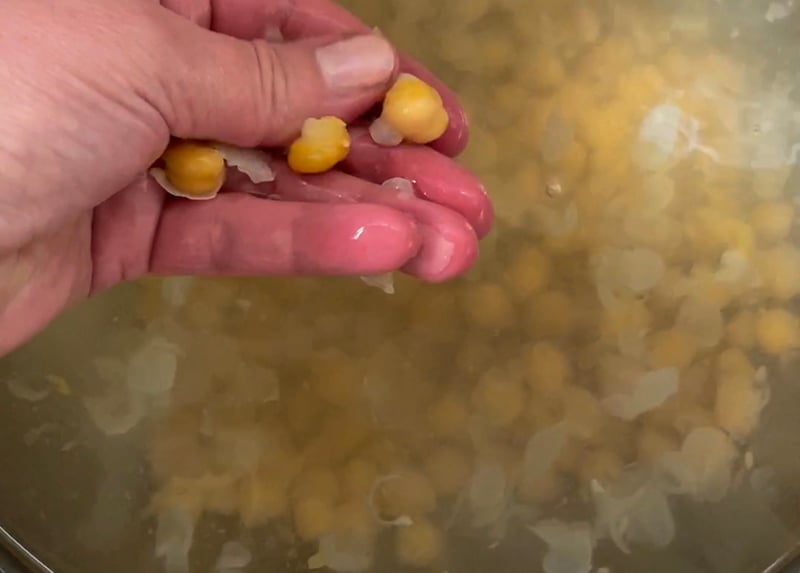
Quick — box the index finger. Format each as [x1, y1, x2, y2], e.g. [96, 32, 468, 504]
[208, 0, 469, 156]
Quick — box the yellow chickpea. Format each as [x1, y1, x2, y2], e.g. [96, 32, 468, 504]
[753, 167, 792, 200]
[503, 246, 551, 301]
[520, 98, 557, 145]
[554, 438, 583, 474]
[371, 74, 449, 145]
[727, 310, 756, 349]
[461, 282, 515, 330]
[603, 299, 652, 341]
[285, 390, 324, 438]
[714, 374, 763, 440]
[423, 446, 472, 497]
[395, 517, 443, 567]
[304, 413, 370, 464]
[309, 348, 361, 407]
[548, 140, 589, 186]
[648, 328, 697, 369]
[758, 245, 800, 301]
[427, 392, 470, 438]
[564, 386, 607, 440]
[524, 396, 565, 432]
[527, 290, 577, 339]
[752, 201, 794, 243]
[333, 500, 376, 540]
[294, 497, 335, 541]
[287, 116, 351, 174]
[526, 341, 571, 395]
[160, 140, 226, 199]
[756, 308, 800, 355]
[717, 347, 755, 380]
[341, 459, 379, 498]
[576, 99, 632, 151]
[517, 469, 565, 504]
[573, 5, 600, 44]
[239, 473, 289, 525]
[471, 368, 526, 427]
[525, 47, 566, 90]
[636, 427, 680, 464]
[615, 65, 667, 108]
[291, 467, 340, 504]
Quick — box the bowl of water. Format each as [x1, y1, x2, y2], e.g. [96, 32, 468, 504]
[4, 1, 800, 572]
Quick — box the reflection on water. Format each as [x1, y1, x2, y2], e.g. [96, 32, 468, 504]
[4, 1, 800, 573]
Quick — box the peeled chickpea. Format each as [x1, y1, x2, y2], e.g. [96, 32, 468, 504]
[288, 116, 351, 174]
[371, 73, 449, 145]
[756, 308, 800, 355]
[159, 141, 226, 199]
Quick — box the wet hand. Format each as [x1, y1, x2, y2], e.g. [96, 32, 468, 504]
[0, 0, 492, 355]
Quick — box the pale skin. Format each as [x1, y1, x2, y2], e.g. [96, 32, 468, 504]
[0, 0, 493, 356]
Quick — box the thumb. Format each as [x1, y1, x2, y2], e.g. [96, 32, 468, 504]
[158, 23, 398, 147]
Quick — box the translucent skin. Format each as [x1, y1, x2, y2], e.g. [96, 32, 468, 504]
[0, 0, 493, 356]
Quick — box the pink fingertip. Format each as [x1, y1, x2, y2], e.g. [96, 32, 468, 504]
[294, 206, 421, 274]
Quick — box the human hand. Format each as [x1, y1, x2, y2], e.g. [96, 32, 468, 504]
[0, 0, 493, 355]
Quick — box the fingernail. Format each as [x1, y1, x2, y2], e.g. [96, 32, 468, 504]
[316, 35, 395, 92]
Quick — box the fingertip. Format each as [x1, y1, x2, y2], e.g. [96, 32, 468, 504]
[295, 203, 422, 275]
[345, 132, 493, 239]
[402, 218, 479, 282]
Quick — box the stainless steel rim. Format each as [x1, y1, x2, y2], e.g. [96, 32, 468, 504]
[0, 525, 52, 573]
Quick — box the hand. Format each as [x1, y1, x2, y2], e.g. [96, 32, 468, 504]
[0, 0, 493, 355]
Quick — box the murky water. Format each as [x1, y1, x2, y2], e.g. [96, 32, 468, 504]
[4, 1, 800, 573]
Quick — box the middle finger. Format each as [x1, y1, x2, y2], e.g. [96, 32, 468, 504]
[226, 165, 479, 282]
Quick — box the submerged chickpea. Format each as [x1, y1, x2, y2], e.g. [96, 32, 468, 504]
[424, 446, 472, 496]
[756, 308, 800, 355]
[158, 141, 226, 199]
[294, 497, 335, 540]
[288, 116, 351, 174]
[370, 73, 450, 145]
[395, 517, 443, 567]
[375, 471, 437, 520]
[752, 201, 794, 243]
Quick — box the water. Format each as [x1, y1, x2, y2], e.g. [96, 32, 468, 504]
[3, 1, 800, 572]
